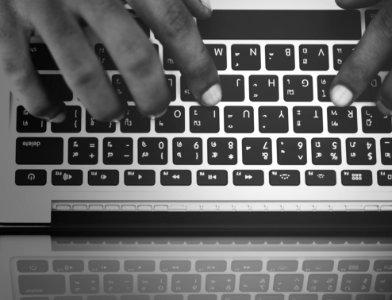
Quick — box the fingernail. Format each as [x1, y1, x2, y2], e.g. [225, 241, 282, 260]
[149, 107, 168, 120]
[200, 0, 212, 11]
[201, 83, 222, 106]
[377, 99, 392, 116]
[113, 112, 126, 123]
[330, 84, 354, 107]
[49, 110, 67, 123]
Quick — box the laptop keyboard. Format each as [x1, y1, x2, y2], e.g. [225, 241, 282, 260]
[13, 10, 392, 189]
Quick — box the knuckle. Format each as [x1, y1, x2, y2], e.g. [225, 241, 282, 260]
[71, 65, 98, 89]
[124, 47, 156, 77]
[162, 1, 193, 38]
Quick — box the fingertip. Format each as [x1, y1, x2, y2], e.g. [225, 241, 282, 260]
[201, 83, 222, 106]
[330, 84, 354, 107]
[48, 109, 68, 123]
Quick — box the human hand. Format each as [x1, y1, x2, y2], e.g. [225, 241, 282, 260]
[331, 0, 392, 115]
[0, 0, 221, 122]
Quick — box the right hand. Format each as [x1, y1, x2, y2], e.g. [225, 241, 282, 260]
[0, 0, 221, 122]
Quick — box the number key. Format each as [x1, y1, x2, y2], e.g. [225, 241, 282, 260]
[208, 138, 237, 165]
[173, 138, 202, 165]
[277, 138, 307, 165]
[346, 138, 376, 165]
[138, 138, 167, 165]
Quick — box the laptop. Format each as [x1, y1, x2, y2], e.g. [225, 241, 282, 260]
[0, 235, 391, 299]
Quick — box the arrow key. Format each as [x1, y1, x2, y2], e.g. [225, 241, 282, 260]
[161, 170, 192, 186]
[233, 170, 264, 186]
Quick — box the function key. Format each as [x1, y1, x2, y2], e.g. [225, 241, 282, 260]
[86, 112, 116, 133]
[103, 138, 133, 165]
[299, 45, 329, 70]
[40, 74, 73, 102]
[242, 138, 272, 165]
[277, 138, 307, 165]
[124, 170, 155, 186]
[269, 170, 300, 186]
[374, 260, 392, 272]
[259, 106, 289, 133]
[233, 170, 264, 186]
[30, 43, 58, 70]
[53, 260, 84, 272]
[362, 106, 392, 133]
[293, 106, 323, 133]
[338, 260, 370, 272]
[95, 44, 116, 70]
[267, 260, 298, 272]
[283, 75, 313, 102]
[265, 45, 295, 70]
[88, 170, 119, 186]
[112, 75, 134, 102]
[208, 138, 237, 165]
[16, 138, 63, 165]
[197, 170, 228, 186]
[317, 75, 334, 102]
[15, 170, 47, 186]
[17, 106, 47, 133]
[381, 138, 392, 165]
[378, 170, 392, 186]
[305, 170, 336, 186]
[327, 107, 358, 133]
[173, 138, 203, 165]
[68, 138, 98, 165]
[341, 170, 372, 186]
[232, 44, 261, 70]
[17, 260, 49, 273]
[221, 75, 245, 101]
[52, 170, 83, 186]
[120, 106, 151, 133]
[51, 106, 81, 133]
[205, 44, 227, 70]
[88, 260, 120, 272]
[311, 138, 342, 165]
[161, 170, 192, 186]
[346, 138, 376, 165]
[224, 106, 254, 133]
[333, 44, 356, 70]
[303, 260, 334, 272]
[138, 138, 168, 165]
[190, 106, 219, 133]
[155, 106, 185, 133]
[249, 75, 279, 102]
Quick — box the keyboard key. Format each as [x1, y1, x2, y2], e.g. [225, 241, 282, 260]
[196, 260, 227, 272]
[362, 106, 392, 133]
[284, 75, 313, 101]
[17, 106, 47, 133]
[374, 260, 392, 272]
[197, 170, 228, 186]
[305, 170, 337, 186]
[16, 138, 63, 165]
[86, 112, 116, 133]
[208, 138, 237, 165]
[255, 295, 284, 300]
[205, 44, 227, 70]
[273, 274, 303, 292]
[277, 138, 307, 165]
[30, 43, 58, 70]
[160, 260, 191, 272]
[342, 170, 372, 186]
[224, 106, 254, 133]
[312, 138, 341, 165]
[265, 45, 295, 70]
[125, 260, 155, 272]
[242, 138, 272, 165]
[19, 275, 66, 295]
[188, 296, 216, 300]
[293, 106, 323, 133]
[322, 295, 351, 300]
[190, 106, 219, 133]
[303, 260, 334, 272]
[95, 44, 116, 70]
[121, 106, 151, 133]
[138, 138, 167, 165]
[198, 10, 361, 40]
[318, 75, 334, 102]
[381, 138, 392, 165]
[259, 106, 289, 133]
[161, 170, 191, 186]
[103, 138, 132, 165]
[53, 260, 84, 272]
[51, 106, 81, 133]
[221, 75, 245, 101]
[300, 45, 329, 70]
[356, 295, 386, 300]
[338, 260, 370, 272]
[15, 170, 47, 186]
[88, 170, 119, 186]
[70, 275, 99, 294]
[341, 274, 371, 292]
[52, 170, 83, 186]
[269, 170, 300, 186]
[239, 275, 269, 292]
[124, 170, 155, 186]
[166, 75, 176, 101]
[18, 260, 49, 273]
[249, 75, 279, 101]
[233, 170, 264, 186]
[41, 74, 73, 102]
[112, 75, 134, 102]
[173, 138, 202, 165]
[172, 274, 201, 292]
[232, 44, 261, 70]
[104, 274, 133, 293]
[346, 138, 376, 165]
[88, 260, 120, 272]
[307, 274, 338, 292]
[333, 44, 356, 70]
[222, 295, 250, 300]
[138, 274, 167, 293]
[155, 106, 185, 133]
[232, 260, 262, 272]
[267, 260, 298, 272]
[68, 138, 98, 165]
[206, 274, 235, 292]
[328, 107, 358, 133]
[163, 48, 178, 70]
[375, 274, 392, 292]
[357, 77, 382, 102]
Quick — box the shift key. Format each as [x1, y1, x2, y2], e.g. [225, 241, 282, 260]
[19, 275, 66, 295]
[16, 138, 63, 165]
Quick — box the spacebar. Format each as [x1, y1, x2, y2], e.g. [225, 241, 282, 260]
[198, 10, 361, 40]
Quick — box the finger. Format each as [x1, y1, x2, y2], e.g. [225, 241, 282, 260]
[28, 1, 125, 122]
[183, 0, 212, 19]
[0, 4, 66, 122]
[336, 0, 381, 9]
[130, 0, 221, 106]
[74, 0, 169, 117]
[376, 71, 392, 115]
[330, 0, 392, 107]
